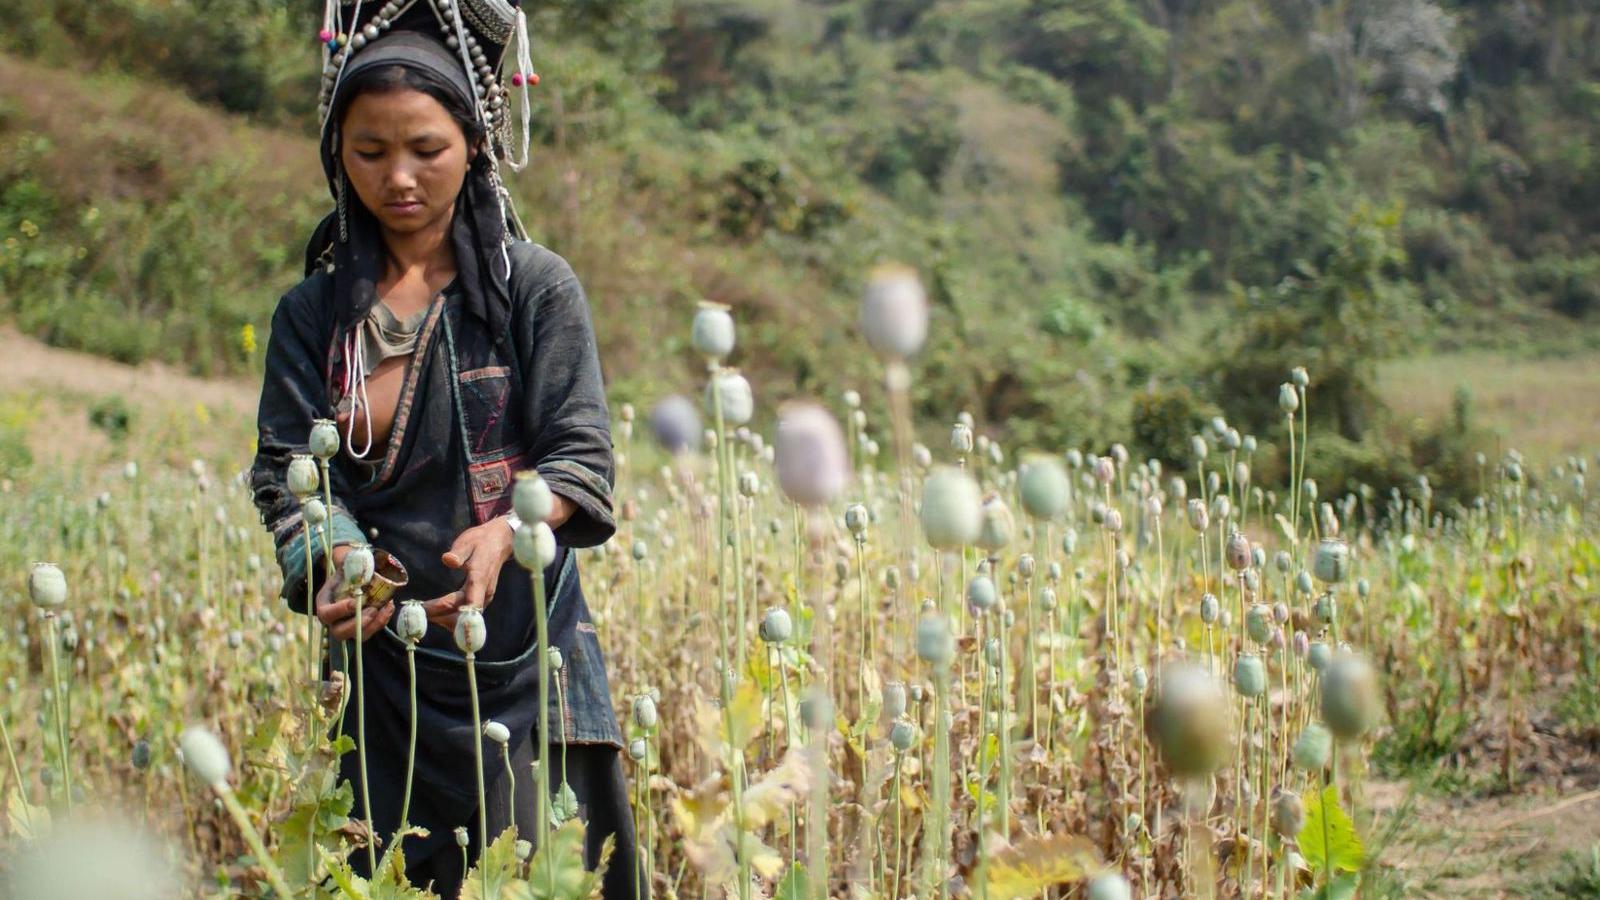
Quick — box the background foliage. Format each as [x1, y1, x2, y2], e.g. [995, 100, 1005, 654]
[1, 0, 1597, 495]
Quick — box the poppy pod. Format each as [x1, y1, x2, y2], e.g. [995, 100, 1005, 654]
[774, 402, 849, 507]
[397, 600, 427, 644]
[309, 418, 341, 460]
[649, 395, 701, 454]
[691, 302, 735, 362]
[513, 471, 554, 524]
[1018, 455, 1070, 521]
[921, 467, 982, 550]
[860, 262, 929, 359]
[759, 607, 792, 643]
[1233, 653, 1267, 697]
[1146, 663, 1230, 777]
[179, 725, 231, 788]
[454, 607, 486, 654]
[977, 495, 1014, 550]
[1225, 531, 1251, 571]
[287, 454, 320, 498]
[1313, 538, 1350, 584]
[705, 369, 754, 427]
[1320, 652, 1381, 739]
[28, 563, 67, 609]
[889, 718, 917, 752]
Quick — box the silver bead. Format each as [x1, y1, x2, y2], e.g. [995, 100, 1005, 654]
[363, 24, 379, 40]
[351, 34, 367, 49]
[446, 35, 459, 49]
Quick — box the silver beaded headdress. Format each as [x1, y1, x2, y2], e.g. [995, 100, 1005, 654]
[315, 0, 536, 250]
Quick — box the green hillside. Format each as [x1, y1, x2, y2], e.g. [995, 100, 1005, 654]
[2, 0, 1597, 488]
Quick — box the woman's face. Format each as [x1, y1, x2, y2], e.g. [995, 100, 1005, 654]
[339, 88, 475, 237]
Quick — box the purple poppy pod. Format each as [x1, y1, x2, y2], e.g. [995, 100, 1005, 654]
[649, 395, 701, 454]
[1225, 531, 1251, 571]
[860, 262, 929, 359]
[774, 403, 849, 507]
[1293, 630, 1310, 658]
[1093, 455, 1115, 485]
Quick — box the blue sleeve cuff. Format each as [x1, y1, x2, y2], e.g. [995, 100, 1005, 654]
[276, 509, 365, 614]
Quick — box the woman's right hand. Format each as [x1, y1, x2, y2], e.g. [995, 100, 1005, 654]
[315, 545, 394, 642]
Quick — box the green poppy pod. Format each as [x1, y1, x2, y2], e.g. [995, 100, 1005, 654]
[484, 720, 511, 744]
[514, 521, 555, 571]
[884, 682, 907, 720]
[760, 607, 793, 643]
[977, 495, 1014, 550]
[1087, 873, 1131, 900]
[1065, 448, 1083, 469]
[513, 471, 554, 524]
[1302, 479, 1318, 501]
[342, 544, 375, 589]
[1313, 539, 1350, 584]
[1131, 666, 1148, 694]
[1061, 527, 1078, 556]
[515, 839, 533, 862]
[1278, 383, 1299, 414]
[920, 467, 982, 550]
[628, 738, 648, 762]
[1320, 652, 1381, 739]
[1038, 587, 1058, 612]
[397, 600, 427, 644]
[1314, 594, 1337, 624]
[845, 503, 869, 538]
[179, 725, 231, 788]
[1307, 641, 1332, 672]
[1018, 455, 1071, 521]
[1187, 499, 1209, 533]
[455, 826, 470, 848]
[1292, 723, 1332, 771]
[950, 422, 974, 454]
[1146, 663, 1230, 777]
[967, 575, 998, 612]
[1222, 428, 1241, 451]
[983, 638, 1001, 668]
[633, 695, 658, 730]
[1295, 570, 1314, 596]
[798, 688, 833, 730]
[1017, 554, 1036, 580]
[1103, 508, 1123, 534]
[691, 302, 735, 361]
[915, 614, 953, 668]
[131, 739, 152, 771]
[705, 369, 754, 427]
[1246, 604, 1273, 644]
[287, 454, 320, 498]
[1243, 434, 1257, 453]
[889, 718, 917, 752]
[1199, 593, 1219, 624]
[28, 563, 67, 609]
[1190, 435, 1208, 461]
[302, 497, 328, 528]
[1291, 366, 1309, 388]
[1233, 653, 1267, 697]
[309, 418, 340, 460]
[454, 607, 486, 654]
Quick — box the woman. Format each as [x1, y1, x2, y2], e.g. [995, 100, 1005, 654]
[248, 8, 634, 897]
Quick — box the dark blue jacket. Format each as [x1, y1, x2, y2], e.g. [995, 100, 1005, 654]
[248, 240, 622, 859]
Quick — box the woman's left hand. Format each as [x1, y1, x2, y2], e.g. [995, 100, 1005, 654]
[422, 518, 515, 629]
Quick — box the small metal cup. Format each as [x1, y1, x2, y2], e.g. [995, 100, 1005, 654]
[361, 549, 409, 608]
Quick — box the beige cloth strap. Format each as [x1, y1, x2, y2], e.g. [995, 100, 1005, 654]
[359, 301, 429, 377]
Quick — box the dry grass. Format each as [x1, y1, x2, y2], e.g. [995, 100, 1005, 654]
[1378, 351, 1600, 465]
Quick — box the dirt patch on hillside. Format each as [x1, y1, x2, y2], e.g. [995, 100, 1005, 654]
[0, 327, 257, 467]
